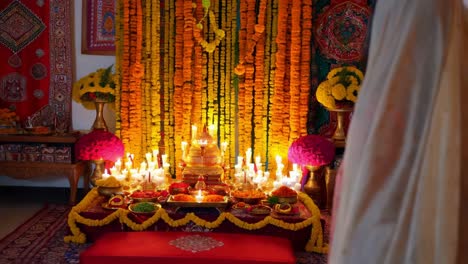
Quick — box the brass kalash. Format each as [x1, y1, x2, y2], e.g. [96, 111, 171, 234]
[180, 125, 225, 185]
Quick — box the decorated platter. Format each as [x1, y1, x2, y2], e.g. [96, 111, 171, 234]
[272, 203, 300, 216]
[167, 195, 229, 208]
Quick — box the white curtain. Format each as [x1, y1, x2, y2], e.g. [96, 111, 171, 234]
[329, 0, 467, 263]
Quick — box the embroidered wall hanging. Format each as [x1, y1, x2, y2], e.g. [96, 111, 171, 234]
[0, 0, 73, 130]
[82, 0, 115, 55]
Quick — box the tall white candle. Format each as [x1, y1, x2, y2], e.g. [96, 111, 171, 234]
[275, 155, 282, 165]
[140, 162, 147, 173]
[102, 169, 110, 179]
[246, 148, 252, 164]
[145, 153, 152, 163]
[192, 125, 197, 140]
[208, 124, 216, 137]
[181, 141, 188, 159]
[238, 156, 244, 166]
[255, 155, 261, 165]
[114, 159, 122, 171]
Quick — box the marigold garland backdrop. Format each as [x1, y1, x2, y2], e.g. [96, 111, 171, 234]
[114, 0, 373, 178]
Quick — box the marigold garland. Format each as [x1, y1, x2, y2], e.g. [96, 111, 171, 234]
[64, 188, 327, 253]
[114, 0, 322, 184]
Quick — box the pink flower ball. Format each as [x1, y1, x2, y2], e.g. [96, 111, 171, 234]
[75, 130, 125, 162]
[288, 135, 335, 167]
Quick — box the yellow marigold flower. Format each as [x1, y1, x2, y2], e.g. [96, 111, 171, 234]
[347, 66, 364, 82]
[327, 67, 341, 80]
[328, 76, 341, 86]
[331, 84, 346, 100]
[347, 75, 359, 86]
[316, 81, 336, 108]
[346, 85, 360, 102]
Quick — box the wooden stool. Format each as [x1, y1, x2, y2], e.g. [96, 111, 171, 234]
[80, 231, 296, 264]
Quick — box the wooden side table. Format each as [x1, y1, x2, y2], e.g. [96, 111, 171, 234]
[0, 134, 90, 204]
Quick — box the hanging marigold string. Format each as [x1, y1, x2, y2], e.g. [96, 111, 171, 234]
[270, 0, 289, 172]
[114, 0, 317, 180]
[300, 0, 312, 137]
[289, 0, 302, 142]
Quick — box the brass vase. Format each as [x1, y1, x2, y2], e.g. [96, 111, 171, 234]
[92, 101, 108, 131]
[90, 159, 105, 186]
[304, 165, 322, 207]
[327, 107, 353, 147]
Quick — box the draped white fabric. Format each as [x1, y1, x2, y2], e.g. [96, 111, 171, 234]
[329, 0, 467, 263]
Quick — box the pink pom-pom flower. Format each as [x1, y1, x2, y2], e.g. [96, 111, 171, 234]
[288, 135, 335, 167]
[75, 130, 124, 162]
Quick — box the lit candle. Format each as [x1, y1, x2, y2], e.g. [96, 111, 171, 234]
[246, 148, 252, 164]
[275, 155, 282, 165]
[102, 169, 110, 179]
[181, 141, 188, 159]
[115, 159, 122, 171]
[110, 167, 118, 176]
[293, 163, 298, 172]
[125, 160, 132, 170]
[148, 161, 156, 170]
[208, 124, 216, 137]
[192, 125, 197, 140]
[130, 169, 138, 180]
[145, 153, 152, 163]
[161, 154, 168, 164]
[221, 142, 228, 152]
[140, 162, 147, 172]
[196, 189, 203, 203]
[237, 156, 244, 166]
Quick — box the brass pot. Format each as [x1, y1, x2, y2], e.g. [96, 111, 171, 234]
[304, 165, 324, 208]
[90, 159, 105, 186]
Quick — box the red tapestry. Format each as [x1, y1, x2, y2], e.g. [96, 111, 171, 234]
[0, 0, 73, 129]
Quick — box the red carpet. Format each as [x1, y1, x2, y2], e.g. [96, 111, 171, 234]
[0, 205, 329, 264]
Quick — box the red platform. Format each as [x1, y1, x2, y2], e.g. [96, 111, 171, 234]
[80, 231, 296, 264]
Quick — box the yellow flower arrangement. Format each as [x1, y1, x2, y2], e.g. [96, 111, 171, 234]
[72, 65, 116, 109]
[316, 66, 364, 109]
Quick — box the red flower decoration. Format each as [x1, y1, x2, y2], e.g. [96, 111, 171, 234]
[288, 135, 335, 166]
[75, 130, 125, 162]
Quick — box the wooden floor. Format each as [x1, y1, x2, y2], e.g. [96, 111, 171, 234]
[0, 186, 86, 240]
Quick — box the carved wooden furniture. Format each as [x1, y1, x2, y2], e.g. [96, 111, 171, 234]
[0, 134, 89, 204]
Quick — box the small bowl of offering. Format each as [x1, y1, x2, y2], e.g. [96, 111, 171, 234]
[128, 202, 161, 215]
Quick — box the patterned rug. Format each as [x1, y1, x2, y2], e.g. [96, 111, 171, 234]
[0, 205, 329, 264]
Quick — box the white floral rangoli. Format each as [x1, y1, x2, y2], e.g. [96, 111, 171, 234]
[169, 235, 224, 253]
